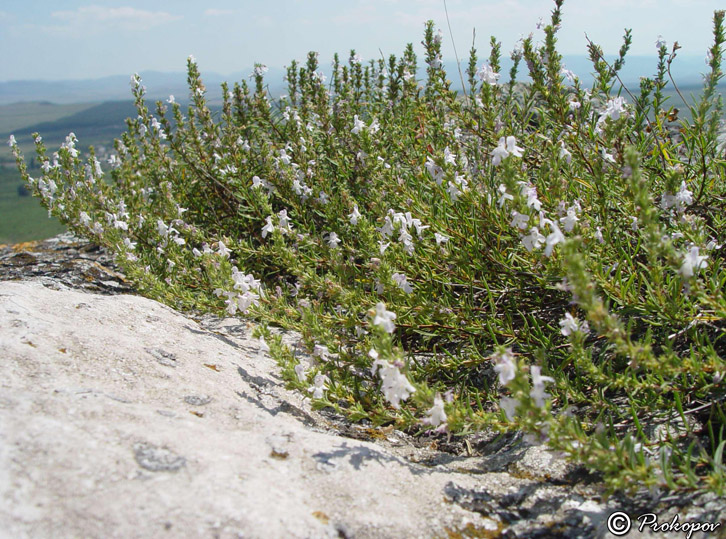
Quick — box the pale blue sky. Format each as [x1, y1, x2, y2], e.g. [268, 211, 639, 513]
[1, 0, 723, 81]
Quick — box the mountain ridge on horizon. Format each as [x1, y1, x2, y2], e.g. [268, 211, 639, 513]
[0, 55, 718, 106]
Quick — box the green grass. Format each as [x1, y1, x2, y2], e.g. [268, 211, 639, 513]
[0, 102, 96, 136]
[0, 167, 65, 244]
[0, 101, 141, 243]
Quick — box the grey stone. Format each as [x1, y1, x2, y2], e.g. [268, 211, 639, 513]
[133, 442, 186, 472]
[1, 235, 724, 538]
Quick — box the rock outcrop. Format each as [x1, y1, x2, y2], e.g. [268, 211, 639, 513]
[1, 234, 724, 538]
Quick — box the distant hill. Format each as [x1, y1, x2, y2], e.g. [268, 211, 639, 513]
[4, 101, 139, 149]
[0, 55, 717, 106]
[0, 68, 288, 106]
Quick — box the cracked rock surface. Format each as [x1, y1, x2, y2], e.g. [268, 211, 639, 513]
[1, 234, 724, 538]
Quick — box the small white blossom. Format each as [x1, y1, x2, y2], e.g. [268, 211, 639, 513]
[294, 364, 307, 382]
[351, 115, 366, 134]
[392, 272, 413, 294]
[679, 246, 708, 278]
[261, 216, 275, 238]
[522, 227, 545, 252]
[530, 366, 554, 409]
[217, 240, 231, 258]
[372, 302, 396, 333]
[309, 374, 329, 399]
[544, 222, 565, 257]
[559, 312, 589, 336]
[422, 394, 447, 427]
[492, 348, 516, 386]
[603, 97, 627, 121]
[499, 397, 518, 420]
[327, 231, 341, 249]
[510, 211, 530, 230]
[349, 205, 362, 225]
[371, 359, 415, 409]
[477, 63, 500, 85]
[497, 184, 514, 207]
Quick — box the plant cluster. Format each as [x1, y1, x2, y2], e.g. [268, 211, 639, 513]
[10, 0, 726, 494]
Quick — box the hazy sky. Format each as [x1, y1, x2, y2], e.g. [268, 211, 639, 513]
[1, 0, 723, 81]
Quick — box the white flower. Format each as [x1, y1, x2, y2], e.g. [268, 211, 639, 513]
[157, 219, 174, 238]
[521, 183, 541, 211]
[594, 227, 604, 244]
[411, 218, 429, 237]
[294, 364, 307, 382]
[530, 366, 554, 409]
[309, 374, 329, 399]
[327, 231, 341, 249]
[261, 216, 275, 238]
[491, 136, 523, 166]
[422, 394, 447, 427]
[561, 67, 577, 83]
[544, 222, 565, 257]
[510, 211, 530, 230]
[661, 192, 676, 210]
[8, 135, 16, 146]
[477, 63, 500, 85]
[603, 97, 627, 121]
[443, 146, 456, 166]
[313, 344, 329, 359]
[79, 212, 91, 227]
[505, 136, 524, 157]
[392, 272, 413, 294]
[655, 35, 667, 49]
[493, 348, 516, 386]
[351, 115, 366, 134]
[522, 227, 545, 252]
[675, 181, 693, 211]
[371, 359, 415, 409]
[217, 240, 231, 258]
[425, 157, 444, 185]
[372, 302, 396, 333]
[497, 184, 514, 207]
[349, 205, 362, 225]
[559, 312, 589, 336]
[434, 232, 449, 245]
[491, 139, 509, 166]
[559, 208, 578, 233]
[277, 209, 293, 234]
[499, 397, 518, 420]
[679, 246, 708, 278]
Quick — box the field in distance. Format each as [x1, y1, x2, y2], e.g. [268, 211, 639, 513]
[0, 101, 139, 244]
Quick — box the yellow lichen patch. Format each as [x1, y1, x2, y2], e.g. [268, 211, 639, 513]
[312, 511, 329, 525]
[11, 241, 41, 252]
[444, 520, 504, 539]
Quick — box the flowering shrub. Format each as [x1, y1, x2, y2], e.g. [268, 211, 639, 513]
[10, 0, 726, 494]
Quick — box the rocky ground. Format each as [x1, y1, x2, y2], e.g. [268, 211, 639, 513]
[1, 233, 724, 538]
